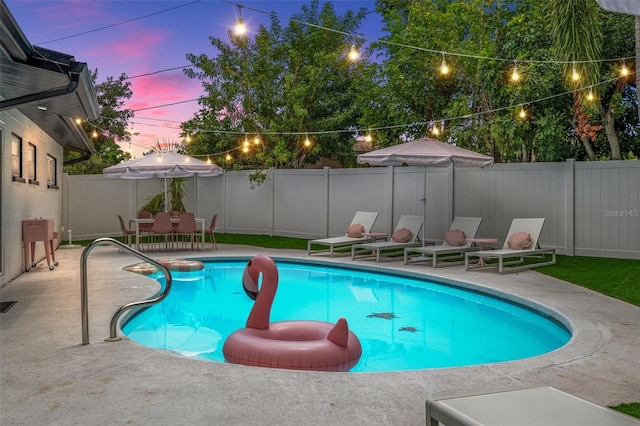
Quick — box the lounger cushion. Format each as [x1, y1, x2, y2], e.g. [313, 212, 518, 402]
[391, 228, 413, 243]
[347, 223, 365, 238]
[444, 229, 466, 246]
[508, 232, 532, 250]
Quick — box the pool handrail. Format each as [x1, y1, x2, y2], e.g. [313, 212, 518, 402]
[80, 237, 172, 345]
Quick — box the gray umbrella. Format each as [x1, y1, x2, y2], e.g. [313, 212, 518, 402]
[357, 137, 494, 244]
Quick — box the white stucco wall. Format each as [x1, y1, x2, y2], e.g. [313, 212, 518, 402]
[1, 109, 64, 286]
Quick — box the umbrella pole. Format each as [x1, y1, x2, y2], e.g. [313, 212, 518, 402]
[422, 166, 427, 246]
[164, 174, 169, 212]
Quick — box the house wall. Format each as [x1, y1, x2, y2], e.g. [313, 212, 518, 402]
[64, 159, 640, 260]
[1, 109, 64, 286]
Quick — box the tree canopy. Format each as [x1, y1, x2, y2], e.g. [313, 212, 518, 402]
[64, 71, 133, 174]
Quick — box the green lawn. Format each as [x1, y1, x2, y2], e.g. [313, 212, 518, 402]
[68, 234, 640, 417]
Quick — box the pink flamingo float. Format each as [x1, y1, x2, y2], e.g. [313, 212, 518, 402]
[223, 254, 362, 372]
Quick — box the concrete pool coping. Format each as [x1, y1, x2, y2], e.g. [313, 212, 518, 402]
[1, 245, 639, 425]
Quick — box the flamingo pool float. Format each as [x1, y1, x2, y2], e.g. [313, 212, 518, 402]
[222, 254, 362, 372]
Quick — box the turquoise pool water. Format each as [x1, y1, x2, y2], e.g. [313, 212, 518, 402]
[122, 259, 571, 372]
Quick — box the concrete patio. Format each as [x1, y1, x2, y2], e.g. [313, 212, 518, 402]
[1, 244, 639, 425]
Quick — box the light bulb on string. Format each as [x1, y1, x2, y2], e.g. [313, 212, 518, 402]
[364, 133, 372, 143]
[254, 135, 261, 145]
[620, 61, 629, 77]
[431, 123, 440, 136]
[304, 134, 311, 147]
[439, 52, 449, 75]
[586, 86, 595, 101]
[206, 156, 212, 164]
[226, 153, 232, 161]
[92, 130, 98, 138]
[510, 62, 520, 82]
[348, 44, 360, 61]
[571, 62, 580, 82]
[243, 134, 250, 148]
[75, 118, 83, 125]
[235, 5, 246, 36]
[518, 105, 527, 119]
[185, 134, 191, 143]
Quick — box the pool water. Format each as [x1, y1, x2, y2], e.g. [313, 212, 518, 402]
[122, 260, 571, 372]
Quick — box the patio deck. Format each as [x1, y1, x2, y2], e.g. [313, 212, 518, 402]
[1, 244, 639, 425]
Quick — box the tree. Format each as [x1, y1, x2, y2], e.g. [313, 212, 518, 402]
[366, 0, 636, 162]
[547, 0, 636, 160]
[182, 0, 371, 169]
[64, 71, 134, 174]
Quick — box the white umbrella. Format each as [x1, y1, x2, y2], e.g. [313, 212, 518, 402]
[357, 137, 494, 244]
[103, 151, 224, 212]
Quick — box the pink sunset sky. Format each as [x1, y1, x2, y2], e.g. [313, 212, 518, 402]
[6, 0, 383, 157]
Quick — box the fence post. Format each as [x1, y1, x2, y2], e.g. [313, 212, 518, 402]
[565, 159, 575, 256]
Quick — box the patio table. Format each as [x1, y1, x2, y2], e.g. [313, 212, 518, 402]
[129, 217, 205, 251]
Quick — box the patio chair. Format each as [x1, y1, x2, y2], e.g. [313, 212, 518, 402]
[150, 211, 174, 252]
[137, 211, 154, 245]
[351, 215, 423, 262]
[117, 215, 136, 247]
[307, 211, 379, 257]
[465, 217, 556, 273]
[404, 216, 483, 267]
[173, 212, 197, 250]
[204, 214, 218, 250]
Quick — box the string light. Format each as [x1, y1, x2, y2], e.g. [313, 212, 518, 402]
[235, 5, 246, 36]
[620, 61, 629, 77]
[518, 105, 527, 119]
[510, 62, 520, 82]
[226, 153, 233, 161]
[439, 52, 449, 75]
[587, 86, 595, 101]
[571, 62, 580, 82]
[254, 135, 261, 145]
[431, 123, 440, 135]
[75, 118, 83, 125]
[303, 134, 311, 147]
[348, 44, 360, 61]
[92, 130, 98, 138]
[206, 156, 212, 164]
[185, 134, 191, 142]
[364, 133, 372, 143]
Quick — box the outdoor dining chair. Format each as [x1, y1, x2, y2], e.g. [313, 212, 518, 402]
[204, 214, 218, 250]
[150, 212, 174, 251]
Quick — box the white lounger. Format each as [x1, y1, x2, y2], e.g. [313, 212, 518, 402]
[404, 217, 483, 267]
[426, 386, 640, 426]
[351, 215, 423, 262]
[307, 211, 379, 257]
[465, 217, 556, 273]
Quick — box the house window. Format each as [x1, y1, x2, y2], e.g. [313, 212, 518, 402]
[47, 155, 58, 189]
[28, 143, 39, 185]
[11, 134, 25, 183]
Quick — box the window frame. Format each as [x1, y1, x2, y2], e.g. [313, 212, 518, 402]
[46, 154, 58, 189]
[11, 133, 25, 183]
[28, 142, 39, 185]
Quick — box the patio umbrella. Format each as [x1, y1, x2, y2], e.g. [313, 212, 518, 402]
[103, 151, 224, 212]
[357, 137, 494, 244]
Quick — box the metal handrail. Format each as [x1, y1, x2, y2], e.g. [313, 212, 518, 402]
[80, 237, 172, 345]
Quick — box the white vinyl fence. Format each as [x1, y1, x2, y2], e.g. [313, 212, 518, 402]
[63, 159, 640, 259]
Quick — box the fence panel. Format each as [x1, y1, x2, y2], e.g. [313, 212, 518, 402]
[65, 160, 640, 259]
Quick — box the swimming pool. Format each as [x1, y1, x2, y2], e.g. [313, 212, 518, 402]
[121, 258, 571, 372]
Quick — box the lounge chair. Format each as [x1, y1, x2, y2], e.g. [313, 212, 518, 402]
[427, 386, 640, 426]
[307, 211, 379, 257]
[351, 215, 423, 262]
[404, 216, 483, 267]
[465, 217, 556, 273]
